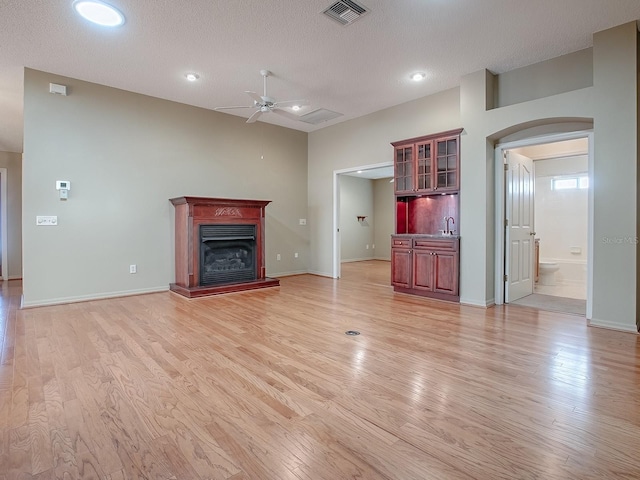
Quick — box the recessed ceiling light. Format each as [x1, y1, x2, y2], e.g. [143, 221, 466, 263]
[410, 72, 427, 82]
[357, 170, 363, 173]
[73, 1, 125, 27]
[292, 105, 301, 111]
[185, 73, 200, 82]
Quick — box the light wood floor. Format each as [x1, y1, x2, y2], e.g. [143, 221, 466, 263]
[1, 260, 639, 479]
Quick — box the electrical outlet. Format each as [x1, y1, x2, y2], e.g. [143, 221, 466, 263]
[276, 254, 281, 261]
[299, 218, 307, 225]
[294, 252, 299, 258]
[129, 264, 137, 274]
[36, 216, 57, 226]
[366, 244, 369, 249]
[372, 244, 375, 249]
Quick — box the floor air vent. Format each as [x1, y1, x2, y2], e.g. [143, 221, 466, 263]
[323, 0, 368, 26]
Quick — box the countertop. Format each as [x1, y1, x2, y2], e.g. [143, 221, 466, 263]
[392, 233, 460, 239]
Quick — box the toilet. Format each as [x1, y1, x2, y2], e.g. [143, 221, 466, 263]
[538, 262, 560, 285]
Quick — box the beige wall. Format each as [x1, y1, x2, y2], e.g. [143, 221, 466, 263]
[495, 48, 593, 108]
[22, 69, 308, 306]
[338, 175, 393, 263]
[0, 151, 22, 278]
[339, 175, 374, 262]
[591, 22, 638, 330]
[373, 178, 394, 261]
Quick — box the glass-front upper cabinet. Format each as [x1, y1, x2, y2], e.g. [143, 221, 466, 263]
[416, 140, 433, 193]
[435, 135, 459, 192]
[392, 129, 461, 195]
[394, 144, 414, 194]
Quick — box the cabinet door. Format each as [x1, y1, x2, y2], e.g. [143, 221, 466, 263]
[434, 135, 459, 191]
[412, 250, 434, 291]
[415, 140, 434, 193]
[391, 247, 412, 288]
[394, 145, 414, 194]
[433, 251, 459, 295]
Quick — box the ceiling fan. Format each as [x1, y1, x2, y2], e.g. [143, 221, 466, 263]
[214, 70, 308, 124]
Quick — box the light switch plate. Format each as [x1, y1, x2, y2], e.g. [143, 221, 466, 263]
[36, 216, 57, 226]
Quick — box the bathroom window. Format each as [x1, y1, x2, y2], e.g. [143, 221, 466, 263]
[552, 175, 588, 190]
[578, 176, 589, 189]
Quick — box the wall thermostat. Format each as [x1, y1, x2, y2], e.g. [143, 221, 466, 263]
[56, 180, 71, 190]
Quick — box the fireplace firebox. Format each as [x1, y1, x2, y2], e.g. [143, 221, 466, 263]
[170, 197, 279, 298]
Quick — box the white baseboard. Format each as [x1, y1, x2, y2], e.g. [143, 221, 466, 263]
[307, 270, 333, 278]
[588, 317, 638, 334]
[460, 297, 495, 308]
[341, 257, 376, 263]
[8, 275, 21, 280]
[269, 270, 308, 278]
[21, 286, 169, 309]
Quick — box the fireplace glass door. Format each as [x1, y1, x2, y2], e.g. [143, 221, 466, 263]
[199, 224, 257, 286]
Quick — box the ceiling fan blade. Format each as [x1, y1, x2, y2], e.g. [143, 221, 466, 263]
[272, 108, 302, 122]
[273, 99, 309, 108]
[246, 110, 263, 123]
[245, 91, 263, 103]
[214, 105, 253, 111]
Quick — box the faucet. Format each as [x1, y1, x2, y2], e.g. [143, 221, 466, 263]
[444, 216, 455, 235]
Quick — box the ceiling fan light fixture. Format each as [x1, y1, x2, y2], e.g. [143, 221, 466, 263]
[410, 72, 427, 82]
[214, 70, 309, 124]
[73, 0, 125, 27]
[185, 73, 200, 82]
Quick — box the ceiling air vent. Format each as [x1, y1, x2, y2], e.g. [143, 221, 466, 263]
[323, 0, 368, 26]
[299, 108, 343, 125]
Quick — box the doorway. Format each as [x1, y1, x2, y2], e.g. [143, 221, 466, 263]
[495, 132, 593, 318]
[332, 163, 393, 279]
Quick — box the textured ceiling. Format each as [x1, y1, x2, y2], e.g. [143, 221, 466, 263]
[1, 0, 640, 153]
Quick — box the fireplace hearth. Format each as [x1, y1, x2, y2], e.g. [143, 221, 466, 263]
[170, 197, 279, 298]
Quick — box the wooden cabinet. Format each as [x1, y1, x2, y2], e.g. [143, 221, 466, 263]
[391, 237, 412, 288]
[391, 128, 463, 303]
[413, 238, 459, 295]
[391, 235, 459, 301]
[392, 128, 462, 195]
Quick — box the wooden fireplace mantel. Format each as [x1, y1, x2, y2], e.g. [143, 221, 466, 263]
[169, 196, 279, 298]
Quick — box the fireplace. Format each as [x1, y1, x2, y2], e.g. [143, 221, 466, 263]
[169, 197, 279, 298]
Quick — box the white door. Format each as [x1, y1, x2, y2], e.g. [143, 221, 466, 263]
[505, 151, 535, 302]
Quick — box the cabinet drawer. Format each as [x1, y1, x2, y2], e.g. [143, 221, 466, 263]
[414, 238, 458, 251]
[392, 238, 411, 248]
